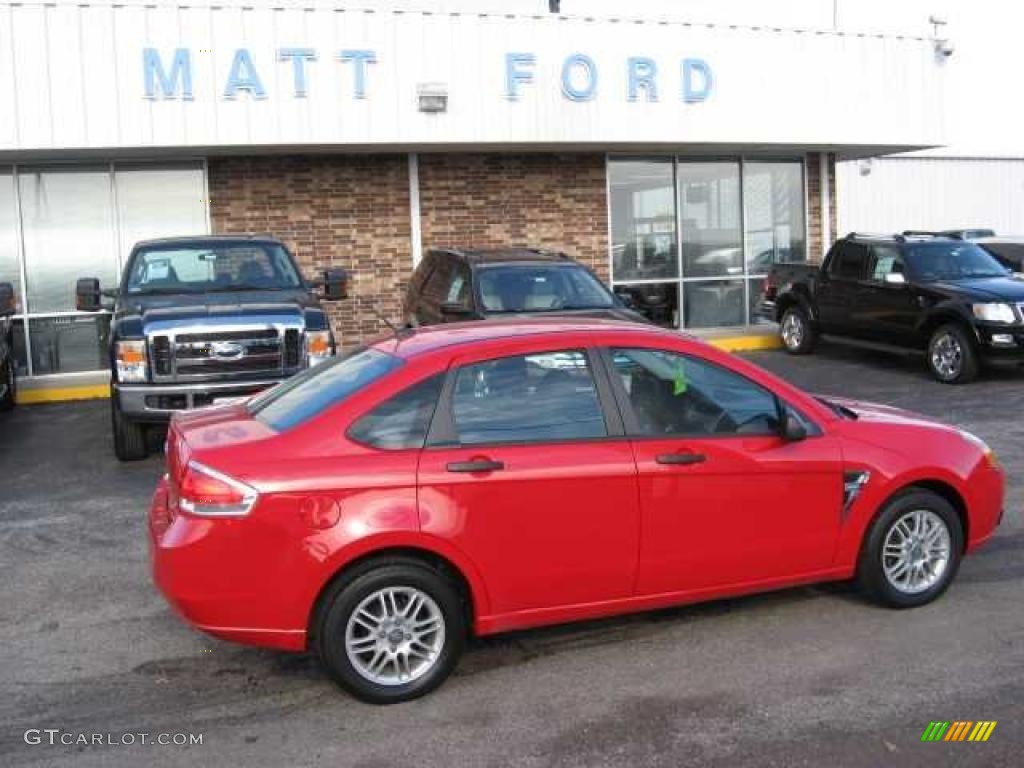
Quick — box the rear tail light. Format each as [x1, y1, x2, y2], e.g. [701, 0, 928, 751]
[762, 273, 778, 299]
[179, 460, 259, 517]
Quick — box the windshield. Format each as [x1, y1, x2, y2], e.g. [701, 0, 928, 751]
[477, 264, 616, 313]
[904, 243, 1010, 281]
[250, 347, 402, 431]
[125, 243, 303, 295]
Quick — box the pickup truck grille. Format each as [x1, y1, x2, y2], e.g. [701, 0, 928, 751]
[149, 326, 303, 382]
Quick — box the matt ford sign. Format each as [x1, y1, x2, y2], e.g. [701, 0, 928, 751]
[142, 47, 714, 104]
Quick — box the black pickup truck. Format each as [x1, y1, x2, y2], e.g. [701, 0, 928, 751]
[0, 280, 16, 411]
[761, 232, 1024, 384]
[76, 236, 347, 460]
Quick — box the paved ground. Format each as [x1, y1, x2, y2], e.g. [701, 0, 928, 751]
[1, 338, 1021, 767]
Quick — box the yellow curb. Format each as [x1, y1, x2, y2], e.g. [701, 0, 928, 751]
[705, 334, 782, 353]
[17, 384, 110, 405]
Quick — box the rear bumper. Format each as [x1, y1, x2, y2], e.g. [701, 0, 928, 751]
[148, 476, 310, 651]
[116, 379, 282, 423]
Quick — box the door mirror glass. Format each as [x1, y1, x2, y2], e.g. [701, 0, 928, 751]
[883, 272, 906, 285]
[0, 281, 15, 316]
[319, 268, 348, 301]
[75, 278, 102, 312]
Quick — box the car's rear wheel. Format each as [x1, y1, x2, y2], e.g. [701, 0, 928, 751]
[316, 558, 466, 704]
[927, 323, 978, 384]
[857, 489, 963, 608]
[111, 396, 148, 461]
[0, 352, 15, 411]
[779, 305, 817, 355]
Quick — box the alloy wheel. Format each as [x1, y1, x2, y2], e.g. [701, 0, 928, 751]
[882, 509, 952, 594]
[781, 312, 804, 350]
[931, 333, 962, 380]
[344, 586, 446, 686]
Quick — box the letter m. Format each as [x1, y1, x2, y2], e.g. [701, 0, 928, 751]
[143, 48, 193, 100]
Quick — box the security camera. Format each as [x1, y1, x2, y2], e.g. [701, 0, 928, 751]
[935, 38, 954, 58]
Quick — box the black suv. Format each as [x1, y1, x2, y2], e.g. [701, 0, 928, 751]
[0, 280, 16, 411]
[403, 248, 645, 326]
[762, 232, 1024, 383]
[76, 235, 347, 460]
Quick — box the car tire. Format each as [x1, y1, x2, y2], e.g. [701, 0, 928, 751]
[857, 489, 963, 609]
[316, 558, 466, 705]
[927, 323, 978, 384]
[0, 353, 15, 411]
[111, 395, 148, 461]
[779, 305, 817, 355]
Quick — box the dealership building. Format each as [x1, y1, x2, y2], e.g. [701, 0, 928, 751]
[0, 0, 948, 398]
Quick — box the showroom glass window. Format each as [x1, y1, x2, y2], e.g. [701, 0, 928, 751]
[608, 157, 806, 330]
[0, 170, 27, 375]
[0, 163, 207, 376]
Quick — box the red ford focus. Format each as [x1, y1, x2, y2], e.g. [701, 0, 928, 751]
[149, 319, 1003, 704]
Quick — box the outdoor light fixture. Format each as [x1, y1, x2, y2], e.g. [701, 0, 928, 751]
[417, 82, 448, 113]
[549, 1, 561, 13]
[929, 15, 954, 58]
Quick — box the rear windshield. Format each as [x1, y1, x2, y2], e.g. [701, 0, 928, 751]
[904, 243, 1009, 281]
[125, 243, 303, 294]
[477, 264, 615, 313]
[250, 348, 402, 431]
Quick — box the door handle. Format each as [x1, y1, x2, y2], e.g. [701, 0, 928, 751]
[446, 459, 505, 473]
[655, 452, 706, 466]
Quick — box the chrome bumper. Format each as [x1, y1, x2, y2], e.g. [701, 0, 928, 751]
[115, 379, 284, 422]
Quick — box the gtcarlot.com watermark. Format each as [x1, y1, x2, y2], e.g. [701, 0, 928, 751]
[24, 729, 203, 747]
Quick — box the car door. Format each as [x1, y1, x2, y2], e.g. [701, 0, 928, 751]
[416, 345, 641, 617]
[601, 346, 843, 596]
[856, 246, 919, 344]
[816, 242, 870, 335]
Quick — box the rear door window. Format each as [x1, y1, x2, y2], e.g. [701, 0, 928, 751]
[251, 348, 402, 431]
[451, 350, 607, 445]
[829, 243, 869, 280]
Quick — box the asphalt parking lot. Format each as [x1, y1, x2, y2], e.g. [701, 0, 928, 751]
[1, 339, 1021, 767]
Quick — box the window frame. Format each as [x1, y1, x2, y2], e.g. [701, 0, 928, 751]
[425, 346, 625, 449]
[594, 345, 821, 441]
[827, 242, 870, 281]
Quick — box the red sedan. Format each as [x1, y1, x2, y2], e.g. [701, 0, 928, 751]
[149, 319, 1003, 704]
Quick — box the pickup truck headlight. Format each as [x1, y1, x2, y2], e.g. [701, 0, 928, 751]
[972, 302, 1018, 324]
[305, 330, 333, 366]
[115, 340, 148, 383]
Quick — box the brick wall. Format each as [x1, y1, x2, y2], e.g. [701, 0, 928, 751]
[208, 155, 411, 345]
[418, 153, 610, 281]
[806, 151, 838, 263]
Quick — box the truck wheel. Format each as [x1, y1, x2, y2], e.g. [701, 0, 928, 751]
[927, 324, 978, 384]
[779, 306, 817, 355]
[316, 558, 466, 704]
[0, 354, 15, 411]
[856, 489, 963, 609]
[111, 396, 148, 461]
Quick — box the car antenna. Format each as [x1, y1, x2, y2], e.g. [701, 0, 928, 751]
[368, 305, 399, 334]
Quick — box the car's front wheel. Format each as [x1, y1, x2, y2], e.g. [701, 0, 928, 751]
[111, 396, 148, 461]
[316, 558, 466, 704]
[779, 305, 817, 355]
[927, 323, 978, 384]
[857, 489, 963, 608]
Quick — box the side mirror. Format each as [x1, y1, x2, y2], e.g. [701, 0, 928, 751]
[779, 410, 807, 442]
[439, 302, 473, 319]
[76, 278, 102, 312]
[317, 268, 349, 301]
[0, 281, 15, 316]
[884, 272, 906, 285]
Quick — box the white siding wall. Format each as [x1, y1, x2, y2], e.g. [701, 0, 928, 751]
[837, 158, 1024, 236]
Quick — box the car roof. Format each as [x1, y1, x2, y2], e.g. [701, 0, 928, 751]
[843, 232, 961, 245]
[430, 247, 573, 266]
[372, 317, 675, 359]
[132, 234, 287, 250]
